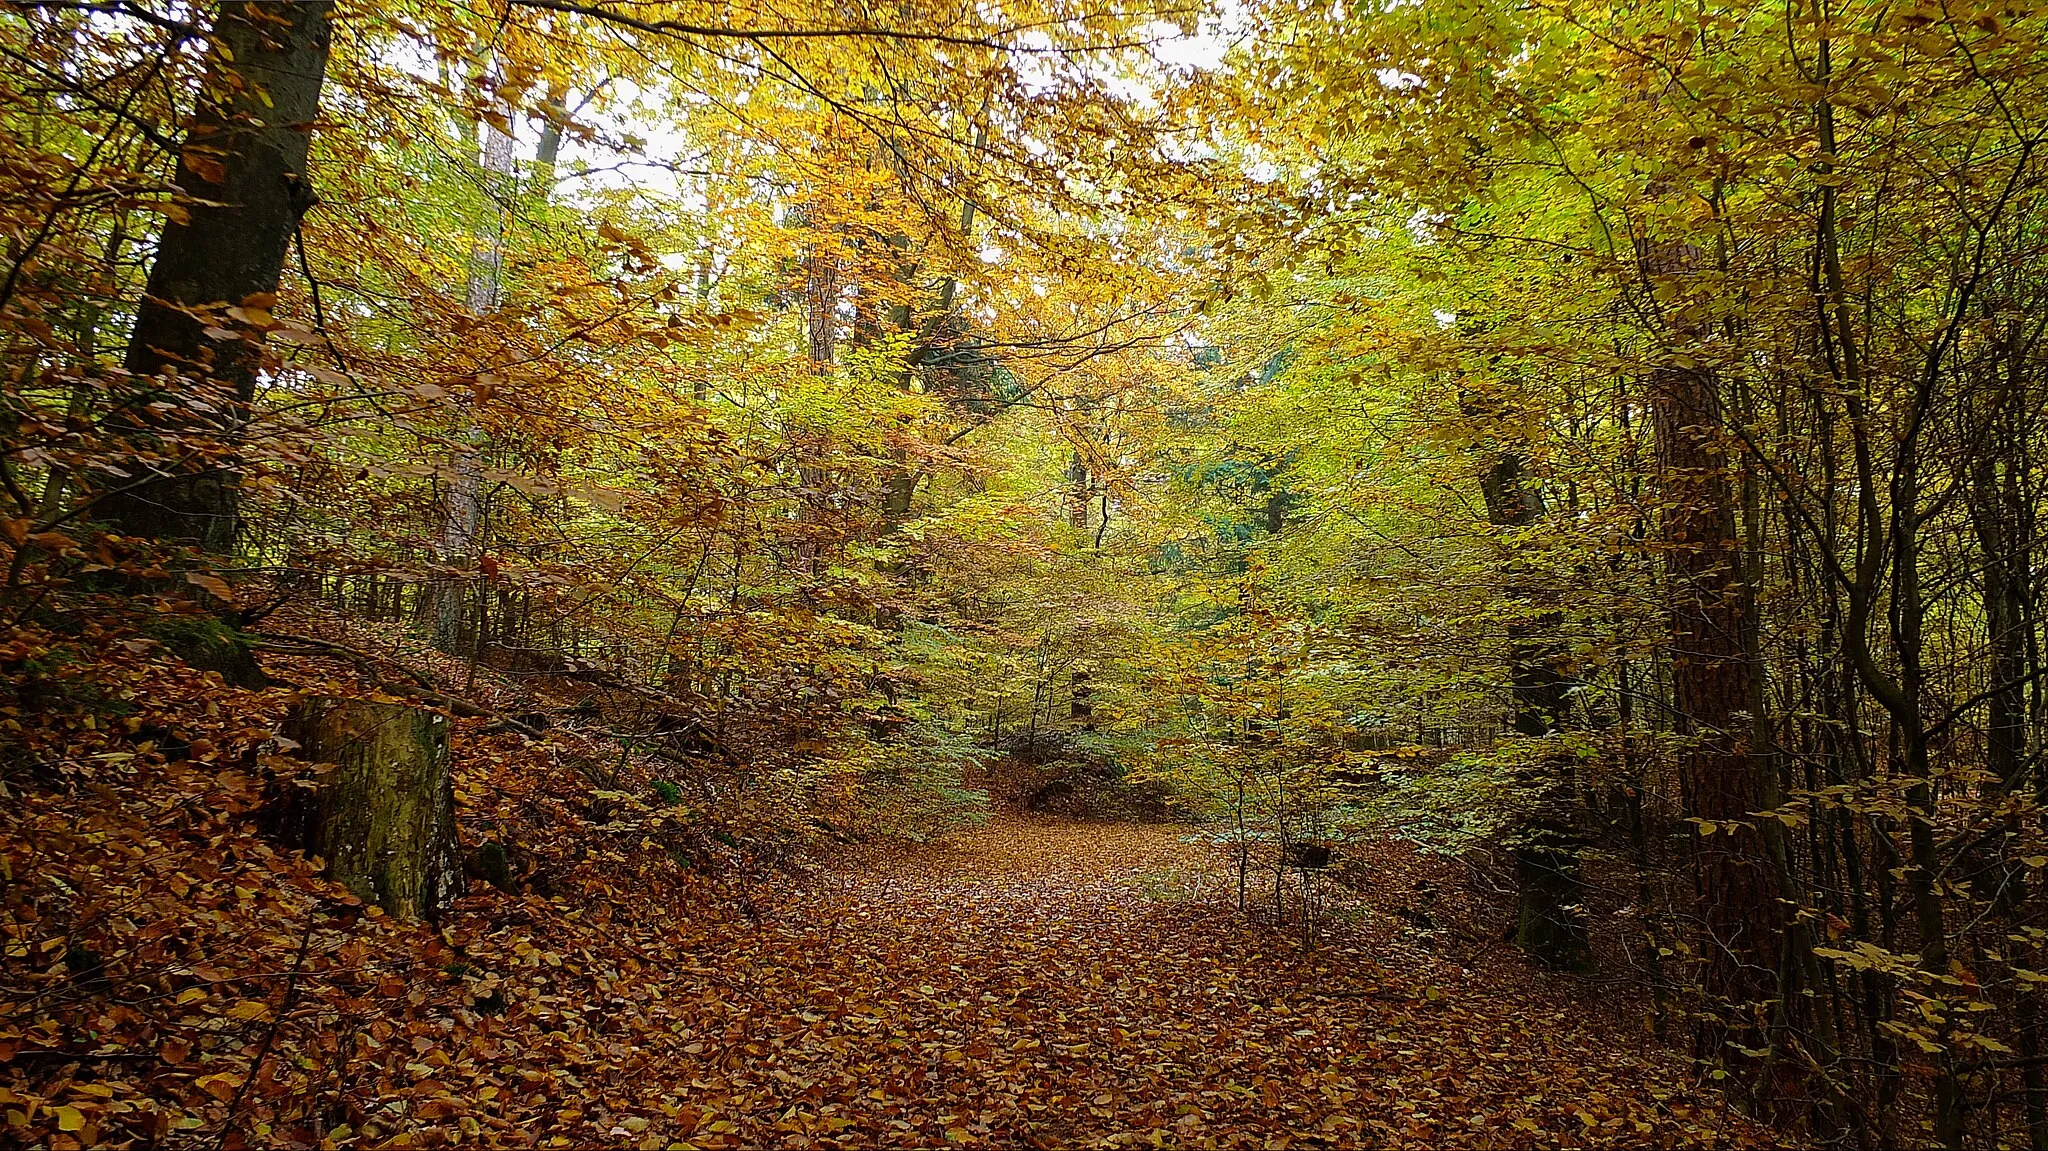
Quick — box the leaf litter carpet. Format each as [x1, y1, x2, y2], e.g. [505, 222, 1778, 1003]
[4, 771, 1764, 1149]
[662, 818, 1761, 1148]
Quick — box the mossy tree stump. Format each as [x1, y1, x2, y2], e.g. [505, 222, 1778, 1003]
[269, 697, 462, 920]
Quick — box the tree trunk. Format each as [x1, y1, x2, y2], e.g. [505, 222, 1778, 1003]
[1971, 355, 2043, 1147]
[1641, 277, 1778, 1060]
[1067, 450, 1091, 532]
[790, 228, 841, 578]
[1468, 420, 1589, 970]
[432, 109, 516, 652]
[268, 697, 463, 920]
[103, 1, 333, 548]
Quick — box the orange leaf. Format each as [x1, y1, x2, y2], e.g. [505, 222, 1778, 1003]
[185, 572, 235, 603]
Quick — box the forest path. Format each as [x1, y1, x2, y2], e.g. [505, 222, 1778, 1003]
[660, 816, 1761, 1148]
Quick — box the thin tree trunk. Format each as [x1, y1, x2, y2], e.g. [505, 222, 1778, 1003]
[433, 109, 515, 651]
[1466, 413, 1589, 970]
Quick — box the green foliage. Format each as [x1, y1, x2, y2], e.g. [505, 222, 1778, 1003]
[1359, 749, 1519, 855]
[831, 722, 991, 841]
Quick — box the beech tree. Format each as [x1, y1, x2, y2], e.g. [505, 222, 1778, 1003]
[104, 1, 333, 548]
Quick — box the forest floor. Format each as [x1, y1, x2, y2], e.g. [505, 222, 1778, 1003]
[2, 626, 1772, 1148]
[658, 816, 1769, 1149]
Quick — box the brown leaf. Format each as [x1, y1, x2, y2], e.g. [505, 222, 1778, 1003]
[185, 571, 235, 603]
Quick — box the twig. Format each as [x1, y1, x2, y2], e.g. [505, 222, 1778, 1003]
[247, 630, 435, 689]
[211, 909, 317, 1150]
[248, 631, 545, 737]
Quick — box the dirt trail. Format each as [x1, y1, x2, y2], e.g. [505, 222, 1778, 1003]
[656, 816, 1762, 1148]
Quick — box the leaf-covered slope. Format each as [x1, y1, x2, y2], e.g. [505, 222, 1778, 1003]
[4, 741, 1764, 1149]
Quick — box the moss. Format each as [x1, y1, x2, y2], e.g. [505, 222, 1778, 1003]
[143, 616, 267, 688]
[279, 698, 461, 920]
[471, 840, 515, 892]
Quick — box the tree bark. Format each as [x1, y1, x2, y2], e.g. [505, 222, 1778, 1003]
[432, 107, 516, 652]
[1466, 412, 1589, 970]
[1969, 334, 2044, 1147]
[792, 226, 839, 577]
[103, 1, 333, 548]
[1067, 450, 1091, 532]
[269, 697, 463, 919]
[1639, 258, 1778, 1059]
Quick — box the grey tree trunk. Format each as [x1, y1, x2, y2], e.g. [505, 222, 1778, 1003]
[270, 697, 463, 919]
[432, 112, 516, 652]
[105, 1, 333, 548]
[794, 230, 839, 576]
